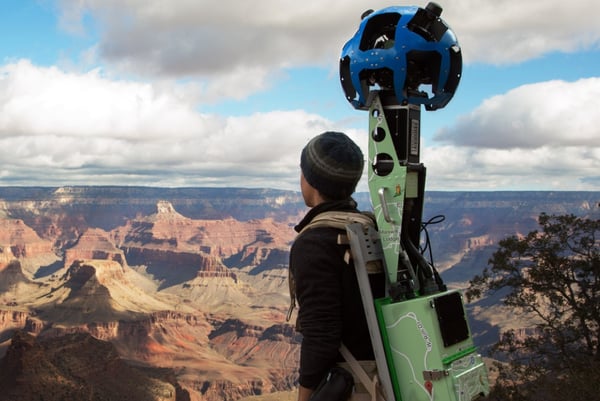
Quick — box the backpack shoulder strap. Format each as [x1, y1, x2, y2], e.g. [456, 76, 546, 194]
[287, 211, 379, 322]
[298, 211, 376, 237]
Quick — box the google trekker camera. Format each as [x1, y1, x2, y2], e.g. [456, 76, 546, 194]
[340, 2, 462, 111]
[337, 4, 489, 401]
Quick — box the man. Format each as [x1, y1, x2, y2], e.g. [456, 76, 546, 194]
[289, 131, 384, 401]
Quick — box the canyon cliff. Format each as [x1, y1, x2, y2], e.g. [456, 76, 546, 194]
[0, 187, 598, 400]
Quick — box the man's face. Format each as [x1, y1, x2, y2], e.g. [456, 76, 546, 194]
[300, 172, 317, 208]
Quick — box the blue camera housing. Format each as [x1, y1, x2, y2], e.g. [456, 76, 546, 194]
[340, 4, 462, 111]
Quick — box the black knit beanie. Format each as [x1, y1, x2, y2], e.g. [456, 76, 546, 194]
[300, 131, 364, 200]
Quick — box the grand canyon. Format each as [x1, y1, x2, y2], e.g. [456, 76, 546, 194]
[0, 187, 598, 400]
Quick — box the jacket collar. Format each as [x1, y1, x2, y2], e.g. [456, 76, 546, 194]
[295, 198, 358, 233]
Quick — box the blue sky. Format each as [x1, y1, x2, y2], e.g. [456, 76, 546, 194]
[0, 0, 599, 192]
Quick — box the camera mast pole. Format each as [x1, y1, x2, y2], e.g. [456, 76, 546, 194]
[340, 3, 490, 400]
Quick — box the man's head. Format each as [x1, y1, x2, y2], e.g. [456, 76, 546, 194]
[300, 131, 364, 201]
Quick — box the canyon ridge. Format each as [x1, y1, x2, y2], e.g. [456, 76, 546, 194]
[0, 187, 598, 400]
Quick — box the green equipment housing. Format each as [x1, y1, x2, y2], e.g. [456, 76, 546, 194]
[339, 3, 490, 400]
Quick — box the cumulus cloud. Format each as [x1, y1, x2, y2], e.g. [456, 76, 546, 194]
[423, 145, 600, 191]
[0, 60, 344, 189]
[445, 0, 600, 64]
[425, 78, 600, 190]
[57, 0, 369, 81]
[0, 60, 208, 139]
[55, 0, 600, 80]
[2, 0, 598, 191]
[435, 78, 600, 149]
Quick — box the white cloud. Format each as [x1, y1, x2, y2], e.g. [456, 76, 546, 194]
[55, 0, 600, 80]
[1, 60, 597, 191]
[57, 0, 367, 78]
[0, 60, 338, 189]
[424, 78, 600, 190]
[0, 60, 208, 139]
[422, 145, 600, 190]
[434, 78, 600, 149]
[445, 0, 600, 64]
[2, 1, 599, 192]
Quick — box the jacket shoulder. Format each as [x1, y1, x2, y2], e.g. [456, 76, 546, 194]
[298, 211, 376, 235]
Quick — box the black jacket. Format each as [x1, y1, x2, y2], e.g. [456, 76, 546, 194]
[290, 198, 385, 389]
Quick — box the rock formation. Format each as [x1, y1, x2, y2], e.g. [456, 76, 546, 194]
[0, 330, 190, 401]
[0, 187, 597, 400]
[0, 195, 301, 400]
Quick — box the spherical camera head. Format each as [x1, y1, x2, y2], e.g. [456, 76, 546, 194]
[340, 2, 462, 111]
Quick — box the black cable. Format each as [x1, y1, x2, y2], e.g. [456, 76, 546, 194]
[419, 214, 447, 291]
[420, 214, 445, 268]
